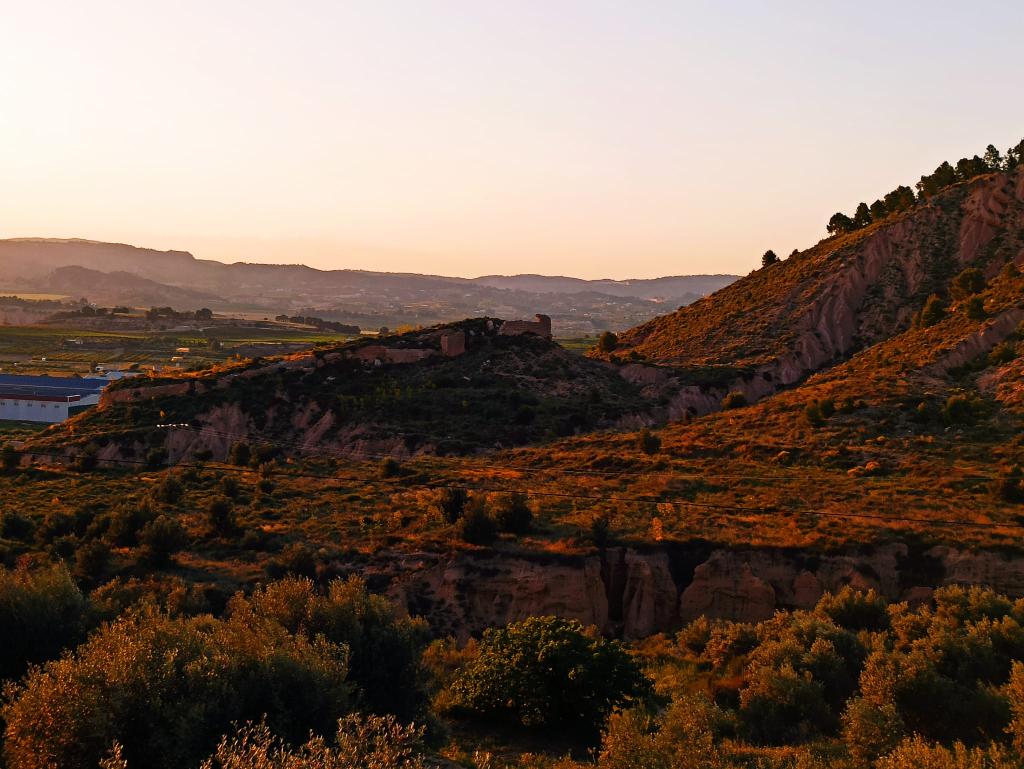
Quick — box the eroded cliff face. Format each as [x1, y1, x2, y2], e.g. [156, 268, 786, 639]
[380, 543, 1024, 639]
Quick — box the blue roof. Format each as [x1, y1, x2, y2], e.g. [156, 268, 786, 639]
[0, 374, 109, 399]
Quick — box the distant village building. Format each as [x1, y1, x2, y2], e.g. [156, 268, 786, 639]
[0, 375, 111, 423]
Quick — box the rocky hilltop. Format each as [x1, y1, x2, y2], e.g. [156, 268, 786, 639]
[600, 168, 1024, 418]
[31, 317, 650, 464]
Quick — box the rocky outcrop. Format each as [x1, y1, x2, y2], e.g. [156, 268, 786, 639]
[379, 543, 1024, 639]
[927, 306, 1024, 374]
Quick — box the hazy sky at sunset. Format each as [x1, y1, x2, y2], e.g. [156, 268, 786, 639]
[2, 2, 1022, 279]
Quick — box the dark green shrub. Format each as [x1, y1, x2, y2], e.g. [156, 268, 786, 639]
[597, 331, 618, 353]
[842, 697, 906, 766]
[35, 510, 76, 545]
[989, 341, 1018, 366]
[943, 393, 982, 425]
[74, 539, 112, 579]
[1, 443, 19, 473]
[739, 661, 833, 744]
[490, 492, 533, 535]
[75, 446, 99, 472]
[380, 457, 401, 478]
[265, 543, 317, 579]
[205, 497, 237, 536]
[137, 515, 188, 566]
[236, 576, 429, 719]
[219, 476, 240, 499]
[229, 442, 251, 467]
[456, 501, 497, 545]
[435, 487, 468, 524]
[815, 587, 890, 632]
[1, 510, 35, 541]
[105, 501, 157, 547]
[590, 512, 612, 549]
[637, 427, 661, 455]
[144, 448, 168, 470]
[917, 294, 946, 327]
[951, 267, 986, 299]
[805, 401, 824, 427]
[995, 466, 1024, 503]
[722, 392, 748, 410]
[152, 474, 184, 505]
[965, 296, 986, 320]
[450, 616, 649, 732]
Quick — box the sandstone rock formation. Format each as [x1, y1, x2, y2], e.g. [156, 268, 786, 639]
[379, 543, 1024, 639]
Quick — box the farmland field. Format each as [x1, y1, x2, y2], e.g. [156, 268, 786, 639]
[0, 323, 360, 375]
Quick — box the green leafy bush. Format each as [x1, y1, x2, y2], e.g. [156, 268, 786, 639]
[815, 586, 890, 632]
[0, 564, 90, 682]
[235, 577, 429, 720]
[449, 616, 649, 732]
[2, 606, 352, 769]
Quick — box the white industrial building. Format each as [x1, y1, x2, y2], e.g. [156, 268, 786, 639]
[0, 375, 110, 423]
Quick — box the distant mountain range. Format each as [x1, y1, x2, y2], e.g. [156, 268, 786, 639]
[0, 238, 737, 334]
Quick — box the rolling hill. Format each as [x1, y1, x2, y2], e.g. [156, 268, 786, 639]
[0, 237, 736, 333]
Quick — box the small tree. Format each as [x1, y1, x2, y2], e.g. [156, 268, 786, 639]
[598, 331, 618, 353]
[762, 250, 779, 268]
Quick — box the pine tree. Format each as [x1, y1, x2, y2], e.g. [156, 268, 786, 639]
[983, 144, 1004, 171]
[853, 202, 872, 228]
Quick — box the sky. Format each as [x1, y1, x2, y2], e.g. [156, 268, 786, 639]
[2, 2, 1023, 280]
